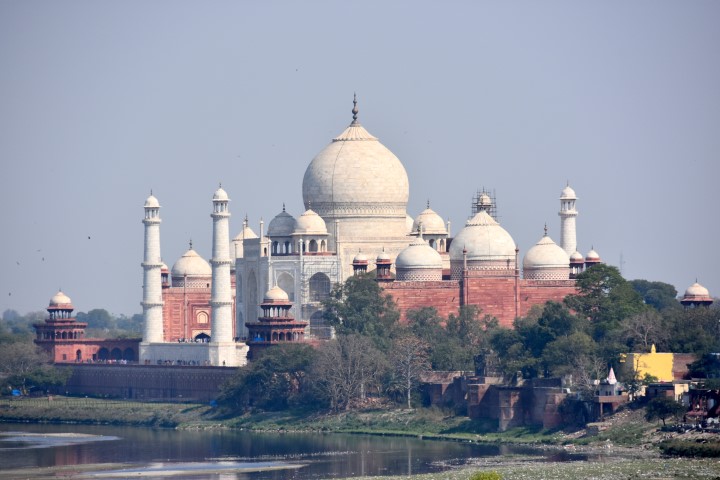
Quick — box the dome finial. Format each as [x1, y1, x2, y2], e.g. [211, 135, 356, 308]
[189, 238, 193, 250]
[351, 93, 359, 124]
[282, 202, 286, 212]
[427, 199, 430, 209]
[544, 223, 548, 236]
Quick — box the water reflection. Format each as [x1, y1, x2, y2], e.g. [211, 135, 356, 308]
[0, 423, 555, 480]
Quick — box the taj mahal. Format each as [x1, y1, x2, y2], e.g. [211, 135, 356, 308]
[137, 97, 602, 367]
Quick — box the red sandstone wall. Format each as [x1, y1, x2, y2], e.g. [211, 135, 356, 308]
[384, 278, 576, 328]
[383, 281, 460, 323]
[463, 277, 517, 328]
[64, 364, 236, 401]
[518, 280, 577, 319]
[163, 288, 237, 341]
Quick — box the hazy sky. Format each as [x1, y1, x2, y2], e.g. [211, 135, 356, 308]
[1, 1, 718, 317]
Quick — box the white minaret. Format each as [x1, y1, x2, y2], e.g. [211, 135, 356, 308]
[141, 193, 164, 343]
[210, 185, 233, 345]
[558, 183, 578, 256]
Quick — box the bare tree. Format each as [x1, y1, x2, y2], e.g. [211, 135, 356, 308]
[311, 334, 386, 411]
[622, 310, 668, 351]
[390, 335, 430, 409]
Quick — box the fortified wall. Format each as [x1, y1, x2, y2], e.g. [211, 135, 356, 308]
[63, 364, 236, 402]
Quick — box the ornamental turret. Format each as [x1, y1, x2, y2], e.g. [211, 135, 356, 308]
[141, 193, 164, 343]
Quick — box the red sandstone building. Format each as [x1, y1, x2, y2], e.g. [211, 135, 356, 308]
[34, 291, 140, 363]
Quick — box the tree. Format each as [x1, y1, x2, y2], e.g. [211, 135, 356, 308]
[0, 341, 70, 395]
[310, 334, 386, 411]
[322, 273, 400, 351]
[621, 310, 668, 351]
[389, 334, 430, 408]
[564, 264, 645, 341]
[645, 397, 685, 426]
[217, 343, 316, 413]
[663, 306, 720, 356]
[630, 279, 680, 312]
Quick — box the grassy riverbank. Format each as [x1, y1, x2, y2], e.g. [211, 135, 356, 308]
[0, 396, 212, 427]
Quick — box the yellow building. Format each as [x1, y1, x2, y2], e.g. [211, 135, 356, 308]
[625, 345, 676, 382]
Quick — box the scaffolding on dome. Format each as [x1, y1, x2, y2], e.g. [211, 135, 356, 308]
[470, 188, 499, 221]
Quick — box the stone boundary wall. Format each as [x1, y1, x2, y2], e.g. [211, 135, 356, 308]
[63, 364, 237, 402]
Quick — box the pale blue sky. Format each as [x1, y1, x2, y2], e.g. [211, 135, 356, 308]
[1, 1, 718, 316]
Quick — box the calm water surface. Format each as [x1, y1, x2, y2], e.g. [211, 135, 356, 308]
[0, 423, 574, 479]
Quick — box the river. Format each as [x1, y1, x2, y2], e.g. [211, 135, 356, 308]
[0, 422, 584, 479]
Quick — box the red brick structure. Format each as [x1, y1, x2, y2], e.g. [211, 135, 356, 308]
[246, 286, 308, 360]
[34, 291, 140, 363]
[383, 276, 576, 328]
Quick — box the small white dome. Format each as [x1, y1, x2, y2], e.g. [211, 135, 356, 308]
[685, 282, 710, 298]
[294, 209, 327, 235]
[161, 262, 169, 271]
[267, 208, 296, 237]
[396, 239, 443, 270]
[49, 290, 72, 307]
[353, 251, 369, 263]
[264, 285, 289, 302]
[560, 185, 577, 200]
[570, 250, 584, 262]
[213, 186, 229, 201]
[449, 210, 516, 263]
[412, 206, 447, 235]
[144, 195, 159, 208]
[376, 249, 391, 262]
[171, 248, 212, 277]
[586, 249, 601, 262]
[523, 234, 570, 270]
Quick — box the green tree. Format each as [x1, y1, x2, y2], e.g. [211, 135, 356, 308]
[645, 397, 685, 426]
[630, 279, 680, 312]
[564, 264, 645, 341]
[322, 273, 400, 350]
[0, 341, 71, 395]
[217, 344, 316, 413]
[663, 306, 720, 355]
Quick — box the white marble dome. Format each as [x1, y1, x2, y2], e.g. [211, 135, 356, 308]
[570, 250, 584, 262]
[561, 185, 577, 200]
[302, 109, 409, 218]
[49, 290, 72, 307]
[268, 208, 296, 237]
[376, 249, 391, 262]
[171, 248, 212, 277]
[449, 210, 516, 264]
[144, 194, 159, 208]
[524, 234, 570, 269]
[586, 249, 601, 262]
[685, 282, 710, 298]
[396, 237, 443, 281]
[412, 206, 447, 235]
[405, 214, 415, 234]
[523, 234, 570, 280]
[353, 251, 369, 263]
[264, 285, 290, 302]
[213, 186, 229, 201]
[294, 209, 327, 235]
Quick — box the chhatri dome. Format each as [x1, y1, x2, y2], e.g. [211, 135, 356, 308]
[449, 194, 516, 278]
[302, 95, 409, 219]
[144, 194, 160, 208]
[49, 290, 73, 307]
[523, 227, 570, 280]
[264, 285, 290, 303]
[681, 281, 713, 307]
[412, 202, 447, 235]
[293, 208, 328, 236]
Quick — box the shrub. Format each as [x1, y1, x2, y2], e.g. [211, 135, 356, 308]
[469, 471, 502, 480]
